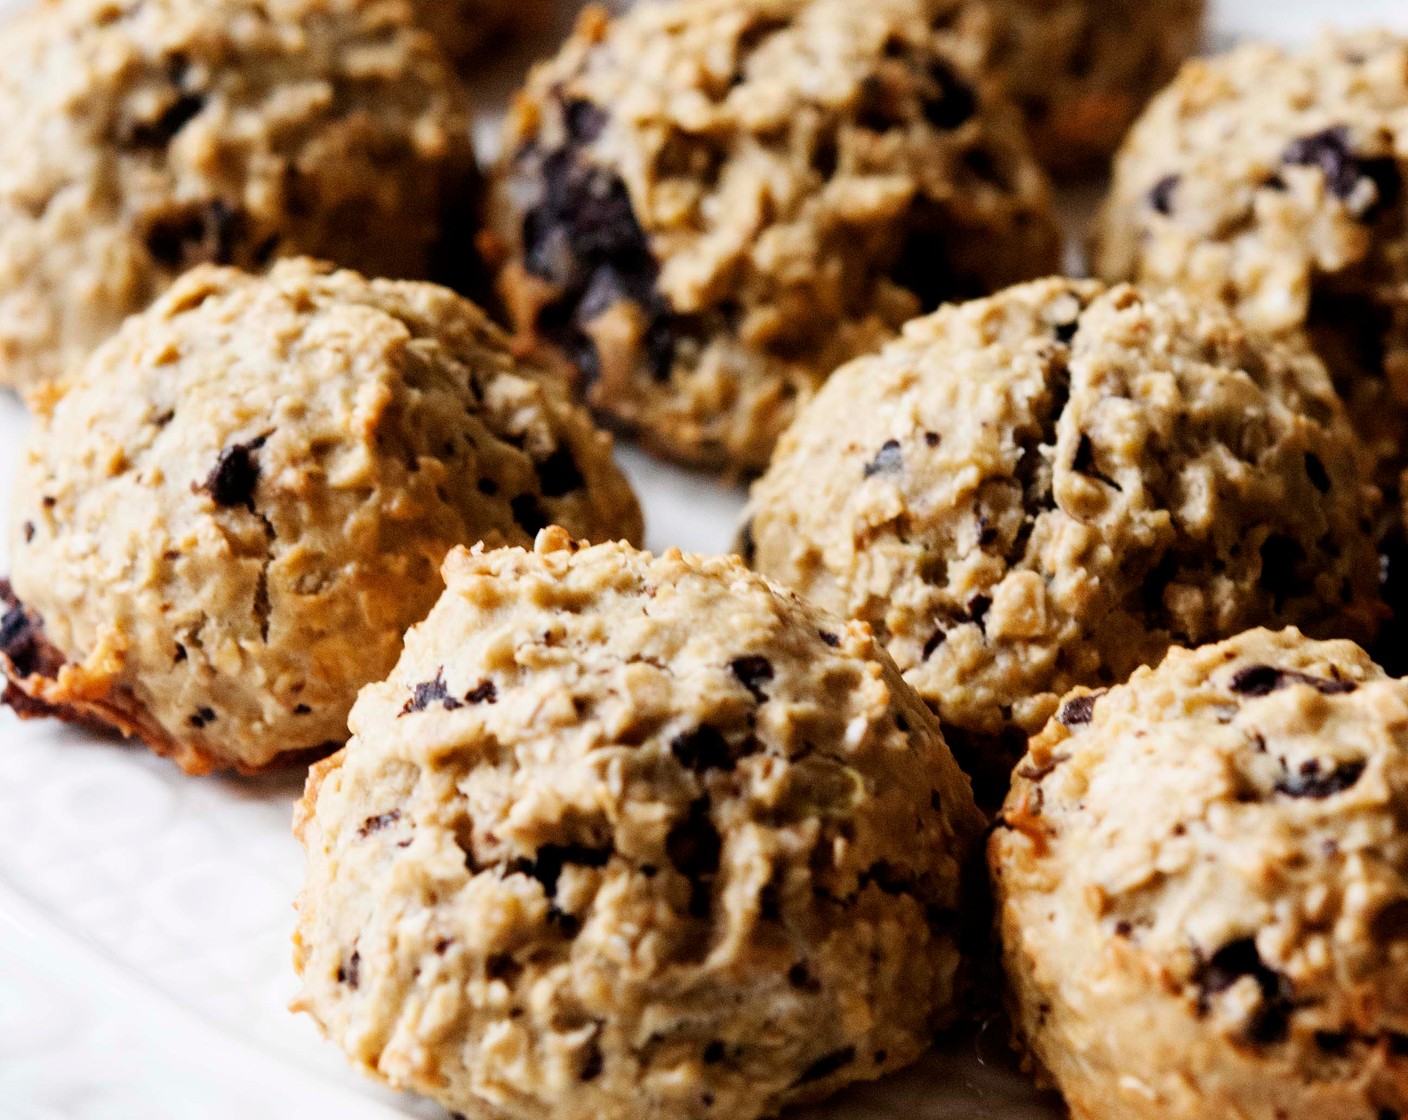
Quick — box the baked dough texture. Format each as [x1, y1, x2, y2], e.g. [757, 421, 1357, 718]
[487, 0, 1060, 472]
[293, 529, 985, 1120]
[992, 628, 1408, 1120]
[2, 260, 642, 775]
[1094, 31, 1408, 506]
[0, 0, 475, 392]
[743, 278, 1384, 802]
[990, 0, 1206, 178]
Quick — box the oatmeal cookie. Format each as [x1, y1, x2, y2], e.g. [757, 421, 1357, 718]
[1094, 32, 1408, 507]
[293, 529, 985, 1120]
[486, 0, 1060, 472]
[0, 0, 475, 393]
[992, 628, 1408, 1120]
[2, 260, 641, 775]
[743, 278, 1384, 803]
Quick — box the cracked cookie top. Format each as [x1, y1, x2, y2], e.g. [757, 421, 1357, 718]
[992, 628, 1408, 1120]
[0, 0, 475, 392]
[743, 278, 1383, 803]
[486, 0, 1060, 472]
[293, 529, 984, 1120]
[1094, 31, 1408, 505]
[3, 259, 642, 774]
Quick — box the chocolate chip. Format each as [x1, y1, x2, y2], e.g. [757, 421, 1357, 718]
[1283, 127, 1402, 214]
[22, 521, 33, 543]
[175, 645, 188, 663]
[510, 494, 549, 536]
[579, 1036, 605, 1081]
[1057, 694, 1098, 727]
[795, 1046, 856, 1086]
[924, 431, 941, 447]
[401, 670, 462, 715]
[922, 61, 976, 130]
[1227, 664, 1357, 698]
[1054, 319, 1079, 345]
[198, 437, 265, 510]
[922, 627, 946, 661]
[1275, 757, 1366, 800]
[730, 655, 774, 702]
[1193, 938, 1295, 1044]
[145, 199, 244, 270]
[1259, 534, 1306, 608]
[563, 99, 608, 144]
[338, 950, 361, 989]
[357, 809, 402, 838]
[736, 520, 756, 565]
[0, 602, 32, 664]
[477, 477, 498, 496]
[126, 91, 205, 148]
[465, 679, 497, 705]
[666, 800, 721, 896]
[967, 594, 992, 626]
[1300, 452, 1331, 494]
[1148, 174, 1179, 215]
[703, 1041, 726, 1064]
[818, 630, 839, 647]
[787, 962, 821, 991]
[293, 702, 310, 714]
[536, 446, 585, 497]
[514, 844, 611, 898]
[863, 439, 903, 479]
[188, 706, 216, 729]
[671, 726, 732, 771]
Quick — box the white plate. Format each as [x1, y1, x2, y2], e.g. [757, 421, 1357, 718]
[1, 1, 1405, 1115]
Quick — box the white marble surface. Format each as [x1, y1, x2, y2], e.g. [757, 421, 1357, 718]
[2, 1, 1406, 1116]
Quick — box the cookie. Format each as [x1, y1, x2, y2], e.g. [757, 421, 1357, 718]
[485, 0, 1060, 472]
[991, 628, 1408, 1120]
[293, 528, 985, 1120]
[0, 0, 475, 393]
[1, 260, 642, 775]
[408, 0, 546, 64]
[742, 278, 1384, 803]
[1094, 31, 1408, 509]
[989, 0, 1206, 178]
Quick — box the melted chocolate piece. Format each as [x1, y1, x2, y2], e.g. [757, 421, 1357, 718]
[1275, 757, 1366, 800]
[1227, 664, 1357, 698]
[730, 655, 774, 702]
[198, 437, 265, 510]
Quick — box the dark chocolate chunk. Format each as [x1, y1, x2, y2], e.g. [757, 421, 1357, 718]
[22, 521, 33, 544]
[188, 706, 216, 729]
[702, 1041, 726, 1065]
[922, 61, 976, 130]
[1282, 127, 1402, 214]
[1227, 664, 1357, 698]
[924, 431, 941, 447]
[579, 1037, 605, 1081]
[1193, 938, 1295, 1044]
[126, 91, 206, 148]
[465, 679, 497, 705]
[1275, 757, 1366, 800]
[477, 477, 498, 496]
[564, 99, 608, 144]
[795, 1046, 856, 1086]
[198, 437, 265, 510]
[787, 962, 821, 991]
[666, 800, 722, 885]
[863, 439, 904, 479]
[730, 655, 774, 702]
[510, 494, 549, 536]
[401, 670, 463, 716]
[536, 446, 585, 497]
[1057, 693, 1098, 727]
[670, 725, 733, 772]
[338, 950, 361, 989]
[514, 843, 611, 899]
[357, 809, 402, 838]
[1148, 174, 1180, 216]
[145, 199, 244, 270]
[1304, 452, 1331, 494]
[967, 594, 992, 626]
[922, 627, 946, 661]
[1053, 318, 1079, 345]
[818, 630, 840, 647]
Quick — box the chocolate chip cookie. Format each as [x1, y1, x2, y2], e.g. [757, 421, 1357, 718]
[293, 528, 984, 1120]
[1095, 31, 1408, 510]
[0, 0, 475, 393]
[2, 259, 642, 775]
[992, 628, 1408, 1120]
[743, 278, 1384, 803]
[486, 0, 1060, 472]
